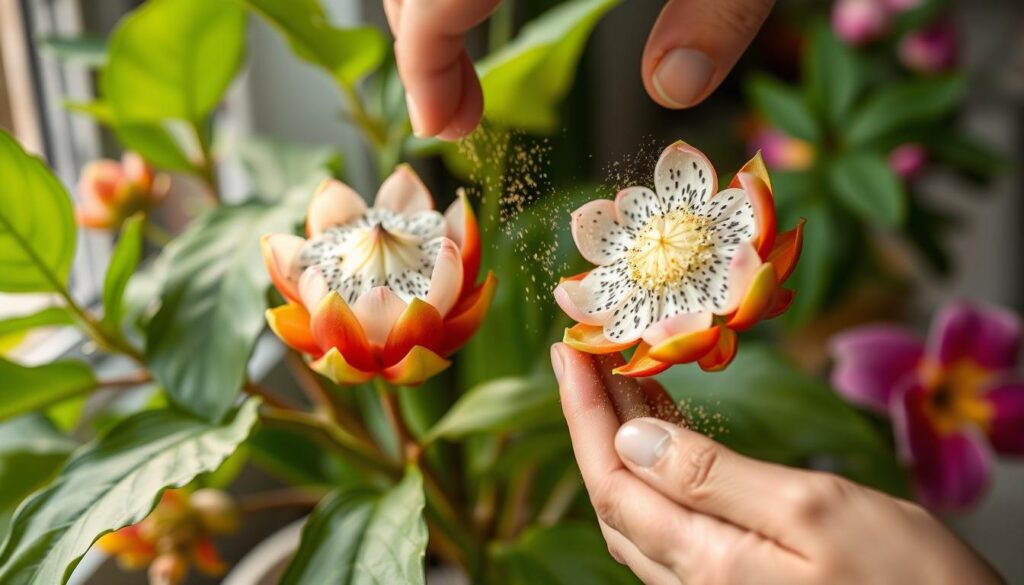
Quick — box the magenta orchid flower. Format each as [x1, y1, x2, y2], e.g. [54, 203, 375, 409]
[830, 302, 1024, 510]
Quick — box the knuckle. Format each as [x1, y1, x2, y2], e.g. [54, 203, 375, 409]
[606, 542, 625, 565]
[591, 473, 625, 527]
[787, 474, 850, 525]
[674, 440, 721, 499]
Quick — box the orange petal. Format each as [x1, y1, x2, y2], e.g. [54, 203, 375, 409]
[310, 347, 375, 385]
[725, 263, 779, 332]
[765, 288, 795, 319]
[563, 323, 637, 355]
[768, 219, 805, 284]
[383, 298, 444, 366]
[306, 178, 367, 237]
[191, 537, 228, 576]
[445, 189, 481, 296]
[613, 342, 671, 378]
[260, 233, 305, 303]
[697, 327, 738, 372]
[441, 272, 497, 356]
[266, 303, 321, 356]
[730, 150, 772, 192]
[375, 164, 434, 213]
[641, 311, 713, 347]
[76, 205, 115, 229]
[721, 243, 763, 315]
[560, 270, 590, 284]
[382, 345, 451, 385]
[736, 172, 776, 259]
[648, 326, 722, 364]
[310, 291, 377, 371]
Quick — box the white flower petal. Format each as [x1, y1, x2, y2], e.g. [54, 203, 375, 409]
[654, 142, 717, 212]
[614, 186, 662, 231]
[604, 289, 658, 343]
[571, 199, 631, 265]
[700, 188, 755, 247]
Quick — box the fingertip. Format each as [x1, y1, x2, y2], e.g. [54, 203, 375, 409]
[437, 53, 484, 141]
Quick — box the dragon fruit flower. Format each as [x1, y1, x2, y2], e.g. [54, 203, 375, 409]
[96, 489, 237, 584]
[262, 165, 496, 386]
[76, 152, 169, 230]
[832, 0, 890, 45]
[554, 141, 804, 377]
[899, 21, 957, 74]
[830, 302, 1024, 510]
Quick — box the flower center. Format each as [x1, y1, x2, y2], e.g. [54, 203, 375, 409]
[920, 359, 994, 435]
[626, 209, 713, 291]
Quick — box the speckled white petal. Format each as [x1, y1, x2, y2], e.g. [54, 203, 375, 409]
[604, 289, 658, 343]
[701, 188, 755, 247]
[571, 199, 631, 265]
[654, 142, 718, 212]
[614, 187, 662, 231]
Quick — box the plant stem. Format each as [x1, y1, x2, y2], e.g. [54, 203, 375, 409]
[339, 82, 388, 149]
[243, 380, 301, 411]
[536, 467, 581, 526]
[373, 378, 419, 462]
[98, 371, 153, 389]
[190, 119, 220, 204]
[240, 487, 327, 514]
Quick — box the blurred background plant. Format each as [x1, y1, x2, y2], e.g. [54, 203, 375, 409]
[0, 0, 1020, 583]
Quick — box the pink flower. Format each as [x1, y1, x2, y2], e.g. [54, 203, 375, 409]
[899, 21, 958, 73]
[830, 302, 1024, 510]
[748, 126, 815, 172]
[832, 0, 890, 45]
[883, 0, 923, 13]
[888, 144, 927, 179]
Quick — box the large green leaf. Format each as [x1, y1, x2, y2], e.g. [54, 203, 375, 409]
[782, 201, 842, 326]
[478, 0, 619, 132]
[658, 344, 906, 493]
[0, 308, 74, 340]
[0, 399, 258, 585]
[103, 0, 246, 122]
[65, 100, 195, 173]
[0, 131, 76, 293]
[828, 153, 906, 228]
[145, 191, 310, 421]
[423, 377, 561, 444]
[805, 24, 861, 124]
[845, 76, 966, 147]
[0, 417, 75, 540]
[0, 359, 96, 422]
[491, 523, 639, 585]
[281, 467, 427, 585]
[243, 0, 387, 88]
[101, 214, 143, 333]
[748, 76, 821, 143]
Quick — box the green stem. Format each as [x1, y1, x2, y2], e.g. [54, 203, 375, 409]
[142, 217, 173, 247]
[536, 467, 581, 526]
[489, 0, 515, 53]
[190, 120, 220, 203]
[339, 82, 388, 150]
[373, 378, 418, 462]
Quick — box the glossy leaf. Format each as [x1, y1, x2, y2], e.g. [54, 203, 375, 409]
[0, 417, 75, 540]
[477, 0, 619, 132]
[281, 467, 427, 585]
[748, 75, 821, 143]
[659, 344, 907, 493]
[0, 308, 74, 340]
[0, 358, 96, 422]
[0, 399, 259, 585]
[145, 191, 310, 421]
[101, 214, 143, 333]
[65, 101, 194, 173]
[491, 522, 640, 585]
[828, 153, 906, 228]
[0, 131, 76, 293]
[805, 23, 861, 124]
[103, 0, 246, 122]
[423, 377, 561, 444]
[243, 0, 387, 88]
[845, 76, 966, 147]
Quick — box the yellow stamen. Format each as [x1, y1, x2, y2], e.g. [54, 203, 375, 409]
[919, 359, 995, 435]
[626, 209, 713, 291]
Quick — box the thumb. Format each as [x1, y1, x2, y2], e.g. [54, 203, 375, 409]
[642, 0, 774, 109]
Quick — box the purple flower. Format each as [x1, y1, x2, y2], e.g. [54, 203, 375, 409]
[830, 302, 1024, 510]
[832, 0, 891, 45]
[899, 21, 958, 73]
[888, 143, 927, 179]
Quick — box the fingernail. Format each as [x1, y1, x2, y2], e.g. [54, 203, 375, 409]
[550, 343, 566, 385]
[653, 48, 714, 108]
[615, 419, 671, 467]
[406, 92, 426, 138]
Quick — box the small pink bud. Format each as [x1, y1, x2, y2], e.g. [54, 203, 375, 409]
[889, 144, 927, 179]
[749, 127, 815, 172]
[832, 0, 890, 45]
[899, 21, 957, 73]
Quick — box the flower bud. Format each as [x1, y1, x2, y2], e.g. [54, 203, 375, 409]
[148, 553, 188, 585]
[899, 21, 957, 73]
[888, 144, 927, 179]
[832, 0, 890, 45]
[76, 151, 169, 230]
[189, 489, 241, 535]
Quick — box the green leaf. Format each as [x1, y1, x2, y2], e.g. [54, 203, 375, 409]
[101, 215, 144, 333]
[423, 377, 561, 444]
[491, 522, 639, 585]
[748, 76, 821, 143]
[805, 24, 861, 124]
[477, 0, 619, 132]
[659, 344, 906, 492]
[828, 153, 906, 227]
[145, 191, 310, 421]
[36, 35, 107, 68]
[236, 138, 343, 199]
[113, 123, 195, 174]
[0, 417, 75, 540]
[846, 76, 966, 147]
[781, 201, 842, 326]
[281, 467, 427, 585]
[0, 358, 96, 422]
[242, 0, 387, 88]
[103, 0, 246, 122]
[925, 132, 1006, 180]
[0, 308, 74, 340]
[0, 131, 76, 293]
[0, 399, 258, 585]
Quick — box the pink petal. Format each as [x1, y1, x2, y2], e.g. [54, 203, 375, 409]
[374, 164, 434, 213]
[554, 280, 607, 326]
[653, 140, 717, 211]
[425, 238, 464, 317]
[443, 189, 470, 248]
[928, 301, 1021, 371]
[351, 287, 407, 348]
[719, 243, 762, 315]
[829, 325, 924, 413]
[891, 383, 993, 510]
[641, 311, 713, 347]
[985, 381, 1024, 455]
[571, 199, 628, 265]
[306, 179, 368, 237]
[298, 266, 330, 312]
[262, 233, 307, 303]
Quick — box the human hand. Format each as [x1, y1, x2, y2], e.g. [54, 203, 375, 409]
[550, 343, 1005, 585]
[385, 0, 776, 140]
